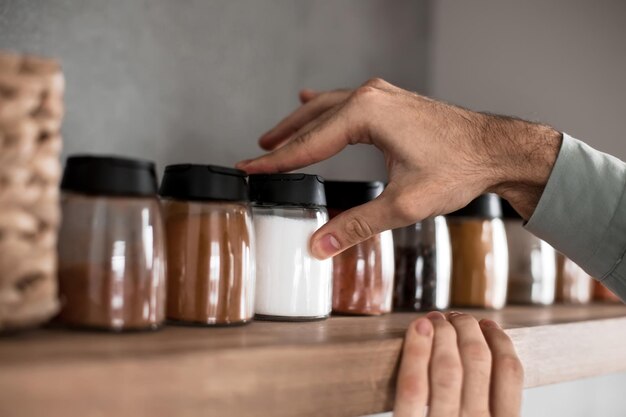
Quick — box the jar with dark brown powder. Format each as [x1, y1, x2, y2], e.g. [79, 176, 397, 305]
[58, 155, 166, 331]
[160, 164, 254, 326]
[393, 216, 451, 311]
[325, 181, 394, 315]
[447, 194, 508, 309]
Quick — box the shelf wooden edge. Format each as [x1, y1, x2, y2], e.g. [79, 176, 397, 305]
[2, 316, 626, 417]
[510, 316, 626, 388]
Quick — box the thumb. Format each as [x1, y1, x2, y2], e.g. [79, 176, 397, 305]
[310, 194, 406, 259]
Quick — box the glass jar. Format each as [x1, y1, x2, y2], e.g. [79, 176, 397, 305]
[593, 281, 620, 302]
[393, 216, 451, 311]
[447, 194, 508, 309]
[502, 200, 556, 305]
[555, 253, 592, 304]
[249, 174, 332, 321]
[324, 181, 394, 315]
[159, 164, 254, 326]
[57, 155, 166, 331]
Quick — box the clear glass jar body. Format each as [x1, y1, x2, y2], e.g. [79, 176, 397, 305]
[162, 199, 255, 326]
[555, 253, 592, 304]
[393, 216, 451, 311]
[57, 192, 166, 331]
[504, 219, 556, 305]
[448, 217, 508, 309]
[330, 209, 394, 315]
[253, 205, 332, 320]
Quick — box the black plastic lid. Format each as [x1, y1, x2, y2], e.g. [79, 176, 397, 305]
[248, 173, 326, 207]
[61, 155, 158, 197]
[500, 198, 523, 220]
[325, 180, 384, 210]
[446, 193, 502, 219]
[159, 164, 248, 202]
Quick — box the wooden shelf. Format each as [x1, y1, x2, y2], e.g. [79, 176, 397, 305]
[2, 304, 626, 417]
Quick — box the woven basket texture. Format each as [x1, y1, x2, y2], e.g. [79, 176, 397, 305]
[0, 50, 64, 331]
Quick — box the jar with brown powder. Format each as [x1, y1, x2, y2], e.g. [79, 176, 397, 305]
[159, 164, 254, 326]
[58, 156, 166, 331]
[447, 194, 508, 309]
[324, 181, 394, 315]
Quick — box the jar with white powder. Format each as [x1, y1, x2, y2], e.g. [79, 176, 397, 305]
[249, 173, 332, 321]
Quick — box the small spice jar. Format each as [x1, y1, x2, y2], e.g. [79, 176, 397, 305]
[57, 156, 166, 331]
[249, 173, 332, 321]
[393, 216, 452, 311]
[502, 200, 556, 305]
[324, 181, 394, 315]
[447, 194, 508, 309]
[555, 253, 592, 304]
[593, 281, 621, 302]
[159, 165, 254, 326]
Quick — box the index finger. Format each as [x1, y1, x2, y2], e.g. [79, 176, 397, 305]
[237, 105, 357, 174]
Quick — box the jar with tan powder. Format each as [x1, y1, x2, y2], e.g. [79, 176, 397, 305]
[58, 156, 166, 331]
[447, 194, 508, 309]
[159, 164, 254, 326]
[325, 181, 394, 315]
[502, 199, 556, 305]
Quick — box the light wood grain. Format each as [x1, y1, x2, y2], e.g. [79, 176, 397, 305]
[1, 304, 626, 417]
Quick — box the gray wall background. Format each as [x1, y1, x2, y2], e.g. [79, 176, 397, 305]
[2, 0, 626, 416]
[429, 1, 626, 416]
[0, 0, 429, 180]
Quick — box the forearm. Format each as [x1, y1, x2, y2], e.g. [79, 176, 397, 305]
[498, 129, 626, 299]
[478, 114, 563, 219]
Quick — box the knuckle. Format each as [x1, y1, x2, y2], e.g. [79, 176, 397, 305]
[364, 77, 388, 88]
[390, 193, 420, 223]
[496, 354, 525, 383]
[396, 374, 427, 401]
[343, 215, 374, 243]
[352, 85, 380, 102]
[434, 353, 463, 376]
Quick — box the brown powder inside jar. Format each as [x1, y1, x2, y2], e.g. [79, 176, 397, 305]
[332, 233, 393, 315]
[58, 262, 165, 331]
[448, 219, 508, 309]
[593, 280, 620, 302]
[164, 200, 253, 325]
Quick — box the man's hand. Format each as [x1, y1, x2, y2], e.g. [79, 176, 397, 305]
[237, 78, 561, 259]
[394, 313, 524, 417]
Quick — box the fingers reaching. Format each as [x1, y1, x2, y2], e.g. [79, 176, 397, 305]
[394, 318, 434, 417]
[238, 103, 359, 175]
[258, 89, 352, 151]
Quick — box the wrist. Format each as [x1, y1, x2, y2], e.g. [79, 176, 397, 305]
[478, 115, 563, 219]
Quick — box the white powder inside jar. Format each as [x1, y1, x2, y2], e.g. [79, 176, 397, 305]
[253, 213, 332, 319]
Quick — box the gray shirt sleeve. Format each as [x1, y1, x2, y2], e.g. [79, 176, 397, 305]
[525, 133, 626, 300]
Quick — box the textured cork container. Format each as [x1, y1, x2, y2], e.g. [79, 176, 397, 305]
[0, 50, 64, 331]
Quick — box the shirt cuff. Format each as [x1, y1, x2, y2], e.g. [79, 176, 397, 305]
[525, 133, 626, 281]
